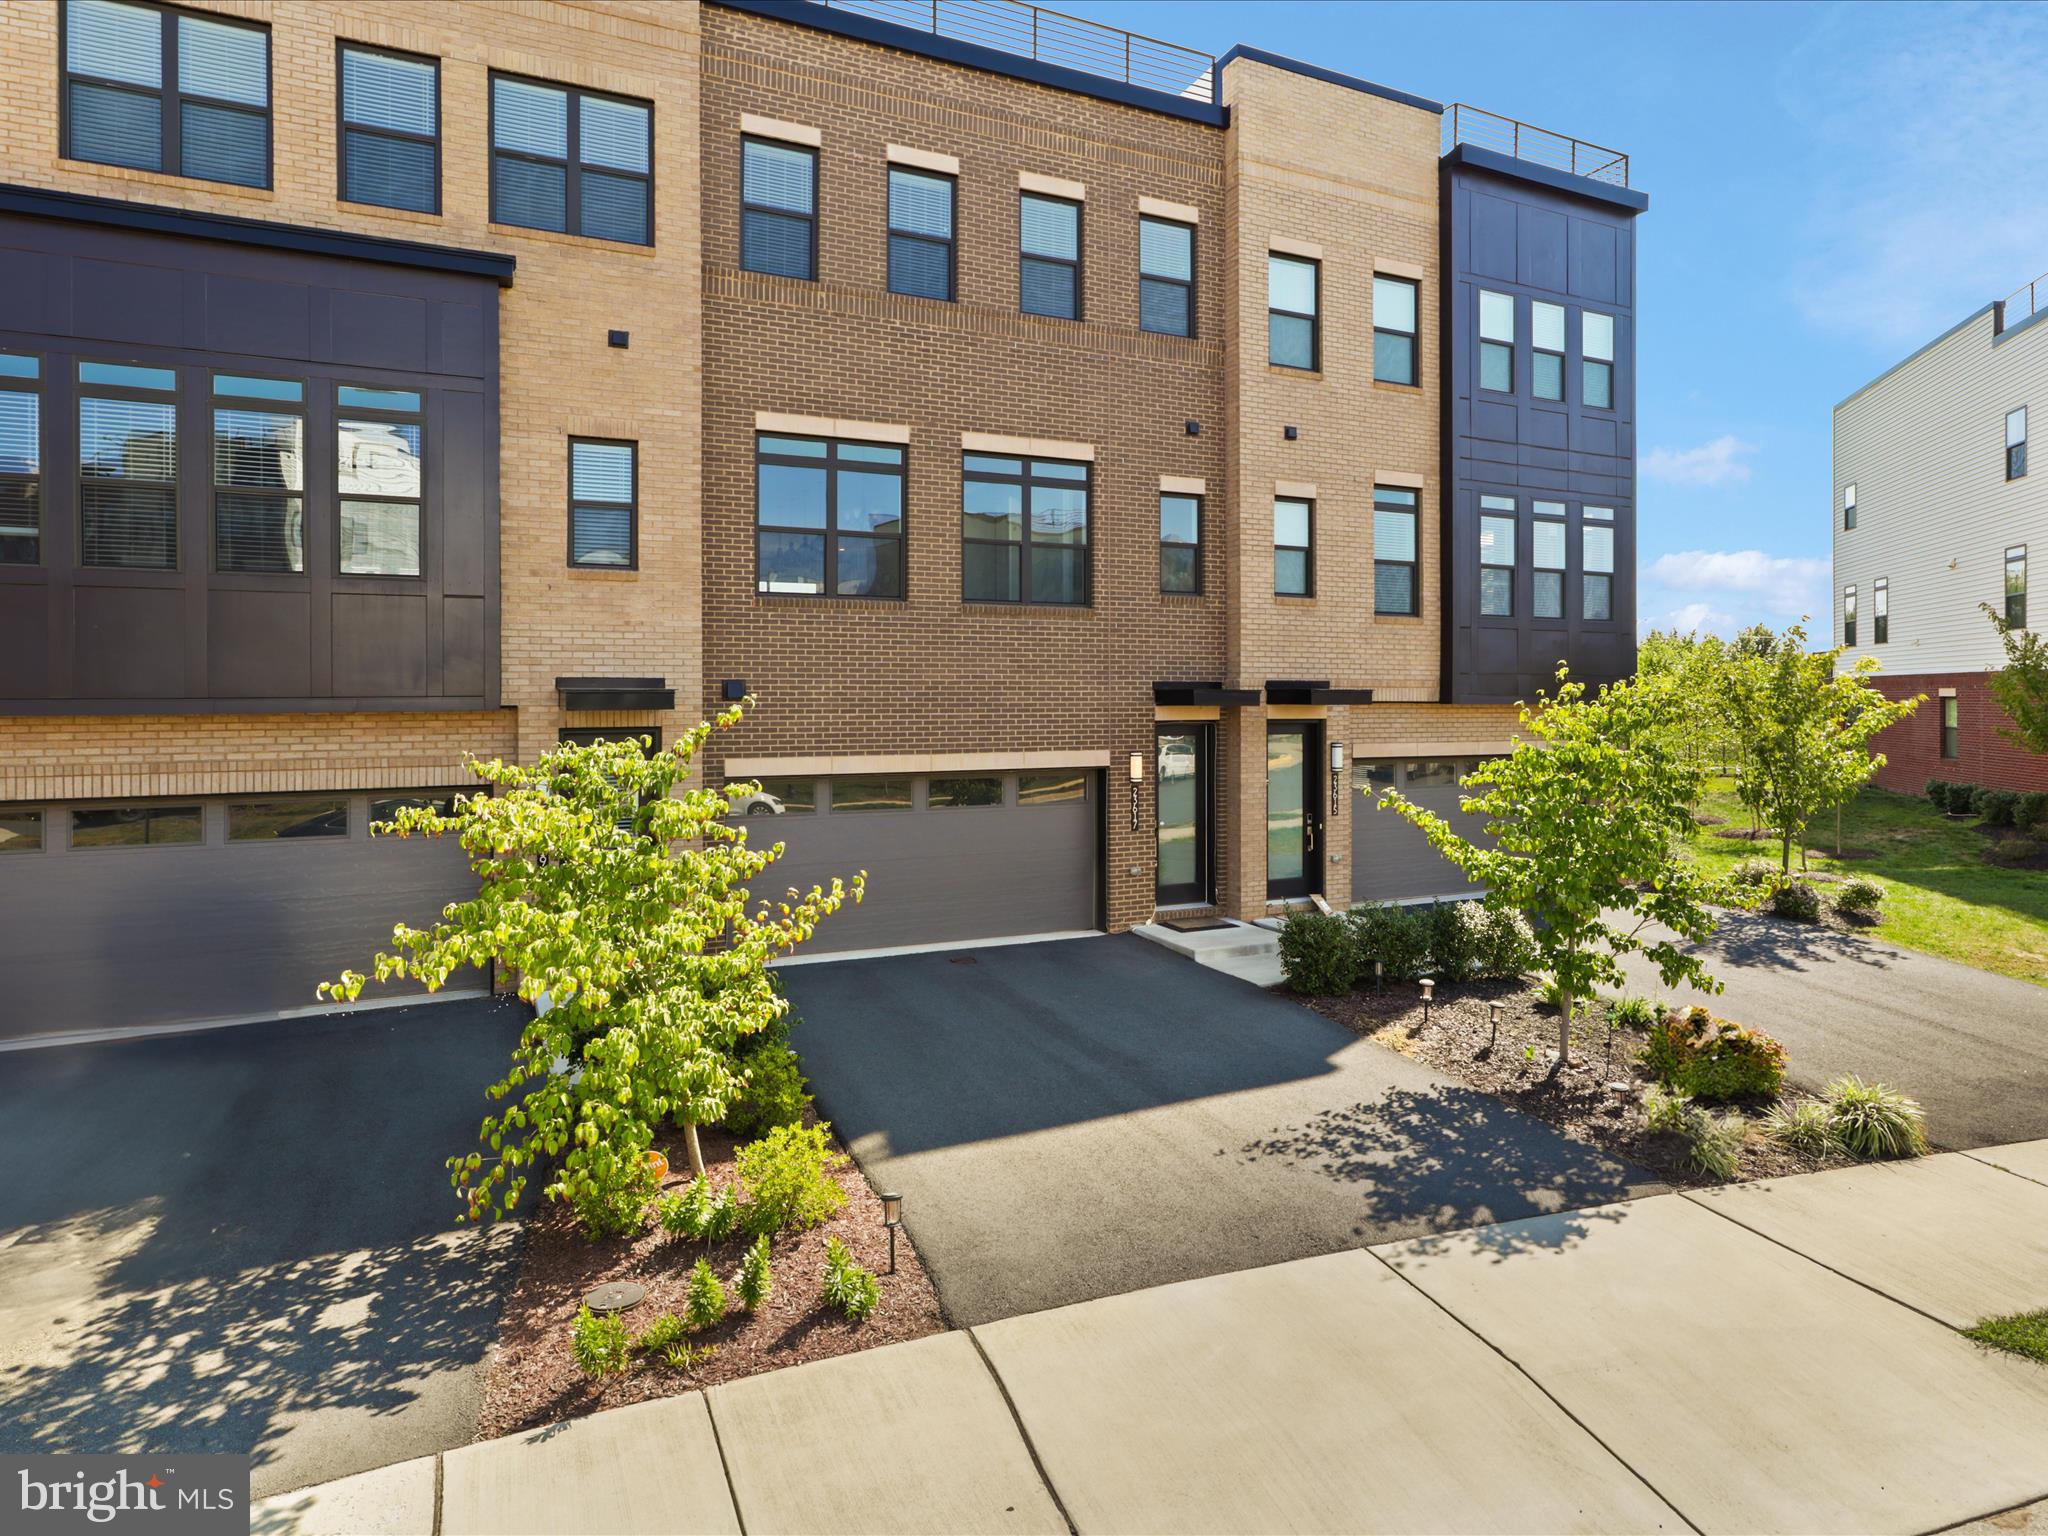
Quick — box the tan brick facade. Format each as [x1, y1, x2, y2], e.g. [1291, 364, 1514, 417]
[0, 0, 703, 800]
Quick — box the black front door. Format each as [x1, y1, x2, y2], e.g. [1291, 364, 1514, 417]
[1266, 721, 1323, 900]
[1155, 724, 1213, 906]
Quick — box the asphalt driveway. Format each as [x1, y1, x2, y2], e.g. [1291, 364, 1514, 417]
[782, 934, 1661, 1326]
[0, 997, 529, 1498]
[1619, 910, 2048, 1149]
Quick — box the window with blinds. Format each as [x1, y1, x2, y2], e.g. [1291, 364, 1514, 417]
[79, 360, 177, 569]
[1020, 193, 1081, 320]
[887, 166, 954, 301]
[741, 137, 817, 279]
[490, 75, 651, 244]
[340, 44, 438, 213]
[337, 384, 422, 577]
[570, 439, 636, 569]
[212, 374, 303, 574]
[0, 354, 41, 566]
[63, 0, 270, 188]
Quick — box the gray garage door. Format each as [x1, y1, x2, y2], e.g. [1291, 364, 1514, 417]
[733, 769, 1099, 956]
[1349, 758, 1490, 904]
[0, 792, 480, 1043]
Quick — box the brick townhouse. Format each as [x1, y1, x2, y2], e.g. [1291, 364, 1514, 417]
[0, 0, 1644, 1041]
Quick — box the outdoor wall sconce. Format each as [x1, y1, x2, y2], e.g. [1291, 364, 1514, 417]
[881, 1191, 903, 1274]
[1129, 751, 1144, 833]
[1330, 741, 1345, 810]
[1420, 976, 1435, 1029]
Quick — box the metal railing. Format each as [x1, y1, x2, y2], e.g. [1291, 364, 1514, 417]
[1998, 271, 2048, 332]
[1444, 102, 1629, 188]
[806, 0, 1217, 104]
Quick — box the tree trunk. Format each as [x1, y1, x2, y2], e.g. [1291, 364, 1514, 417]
[681, 1120, 707, 1180]
[1780, 828, 1794, 875]
[1557, 992, 1573, 1071]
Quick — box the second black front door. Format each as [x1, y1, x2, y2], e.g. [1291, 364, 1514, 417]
[1155, 724, 1213, 906]
[1266, 721, 1323, 900]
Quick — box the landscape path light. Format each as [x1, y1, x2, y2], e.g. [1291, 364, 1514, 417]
[1420, 976, 1435, 1030]
[1488, 998, 1504, 1052]
[881, 1191, 903, 1274]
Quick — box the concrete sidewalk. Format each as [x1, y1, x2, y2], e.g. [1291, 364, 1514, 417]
[256, 1143, 2048, 1535]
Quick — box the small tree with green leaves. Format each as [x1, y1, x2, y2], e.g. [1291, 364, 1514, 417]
[1731, 624, 1921, 874]
[1372, 668, 1733, 1068]
[1983, 603, 2048, 756]
[321, 701, 861, 1237]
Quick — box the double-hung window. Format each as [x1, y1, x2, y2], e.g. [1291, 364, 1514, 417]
[1532, 301, 1566, 401]
[740, 136, 816, 278]
[756, 435, 905, 599]
[491, 76, 652, 244]
[1531, 501, 1567, 619]
[1583, 311, 1616, 408]
[1160, 492, 1199, 593]
[570, 439, 636, 569]
[1020, 193, 1081, 320]
[2008, 407, 2028, 480]
[1273, 497, 1312, 596]
[1478, 291, 1514, 392]
[337, 385, 422, 577]
[1582, 505, 1615, 621]
[887, 166, 954, 300]
[340, 44, 439, 213]
[1373, 486, 1419, 615]
[1373, 275, 1419, 385]
[962, 454, 1088, 604]
[1842, 584, 1857, 647]
[1940, 696, 1959, 760]
[1268, 255, 1318, 369]
[1873, 576, 1889, 644]
[2008, 545, 2029, 629]
[1139, 217, 1195, 337]
[212, 373, 303, 573]
[63, 0, 270, 187]
[1478, 494, 1515, 617]
[0, 354, 41, 565]
[1843, 482, 1857, 530]
[79, 360, 177, 569]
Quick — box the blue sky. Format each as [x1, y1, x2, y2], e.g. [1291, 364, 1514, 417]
[1056, 0, 2048, 637]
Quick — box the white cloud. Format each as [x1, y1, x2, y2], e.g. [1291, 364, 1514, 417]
[1642, 435, 1758, 487]
[1649, 601, 1743, 639]
[1646, 549, 1828, 618]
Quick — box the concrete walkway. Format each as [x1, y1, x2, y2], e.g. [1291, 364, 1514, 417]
[257, 1142, 2048, 1535]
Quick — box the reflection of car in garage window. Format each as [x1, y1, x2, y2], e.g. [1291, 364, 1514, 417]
[370, 790, 466, 822]
[725, 777, 816, 817]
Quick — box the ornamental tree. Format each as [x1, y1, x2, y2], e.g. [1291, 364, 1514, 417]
[1982, 603, 2048, 756]
[1728, 624, 1921, 874]
[1372, 668, 1733, 1067]
[322, 702, 861, 1236]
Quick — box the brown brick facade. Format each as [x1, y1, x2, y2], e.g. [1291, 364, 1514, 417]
[1870, 672, 2048, 795]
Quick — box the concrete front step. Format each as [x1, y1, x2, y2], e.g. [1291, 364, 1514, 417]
[1131, 919, 1287, 989]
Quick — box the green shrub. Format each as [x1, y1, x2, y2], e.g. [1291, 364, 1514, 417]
[570, 1304, 632, 1378]
[737, 1122, 848, 1237]
[1989, 835, 2042, 867]
[658, 1175, 711, 1240]
[820, 1236, 880, 1322]
[2016, 791, 2048, 829]
[1763, 1098, 1840, 1156]
[686, 1256, 728, 1329]
[724, 1036, 813, 1142]
[568, 1156, 658, 1240]
[735, 1233, 774, 1310]
[1425, 901, 1485, 983]
[1975, 787, 2022, 826]
[1824, 1076, 1928, 1159]
[1730, 857, 1777, 888]
[1643, 1083, 1693, 1135]
[633, 1311, 687, 1356]
[1607, 995, 1659, 1033]
[1643, 1005, 1787, 1100]
[1643, 1085, 1743, 1181]
[1834, 877, 1885, 917]
[659, 1338, 716, 1372]
[1349, 902, 1432, 982]
[1925, 777, 1949, 809]
[1278, 910, 1358, 996]
[1473, 904, 1537, 979]
[1944, 782, 1981, 816]
[1769, 880, 1822, 922]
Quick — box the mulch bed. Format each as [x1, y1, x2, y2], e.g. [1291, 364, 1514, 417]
[475, 1119, 945, 1440]
[1979, 824, 2048, 870]
[1302, 979, 1851, 1187]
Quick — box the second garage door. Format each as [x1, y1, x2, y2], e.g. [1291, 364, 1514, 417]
[1348, 757, 1491, 904]
[734, 768, 1100, 956]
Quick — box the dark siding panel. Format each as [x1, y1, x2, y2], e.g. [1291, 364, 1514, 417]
[208, 590, 312, 696]
[74, 257, 185, 347]
[0, 589, 51, 696]
[439, 390, 487, 596]
[332, 593, 428, 696]
[431, 303, 487, 377]
[443, 595, 485, 695]
[74, 586, 186, 697]
[205, 273, 313, 358]
[0, 244, 62, 331]
[328, 289, 429, 372]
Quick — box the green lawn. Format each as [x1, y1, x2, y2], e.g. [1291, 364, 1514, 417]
[1677, 778, 2048, 988]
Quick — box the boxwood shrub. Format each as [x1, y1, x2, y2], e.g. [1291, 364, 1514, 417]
[1278, 909, 1358, 996]
[1769, 880, 1823, 922]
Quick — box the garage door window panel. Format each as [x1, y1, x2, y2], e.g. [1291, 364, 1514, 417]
[72, 804, 202, 847]
[929, 775, 1003, 808]
[1019, 773, 1087, 804]
[757, 435, 903, 599]
[1, 810, 44, 853]
[0, 353, 42, 565]
[830, 777, 912, 813]
[727, 777, 816, 817]
[371, 789, 466, 821]
[80, 361, 178, 569]
[228, 797, 348, 840]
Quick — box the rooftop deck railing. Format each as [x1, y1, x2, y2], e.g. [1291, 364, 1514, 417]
[1444, 102, 1630, 188]
[805, 0, 1217, 104]
[1998, 272, 2048, 333]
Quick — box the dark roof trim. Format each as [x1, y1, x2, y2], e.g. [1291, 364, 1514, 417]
[1442, 143, 1648, 213]
[1154, 682, 1260, 707]
[712, 0, 1227, 127]
[0, 182, 517, 285]
[1216, 45, 1440, 116]
[1265, 680, 1374, 705]
[557, 676, 675, 711]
